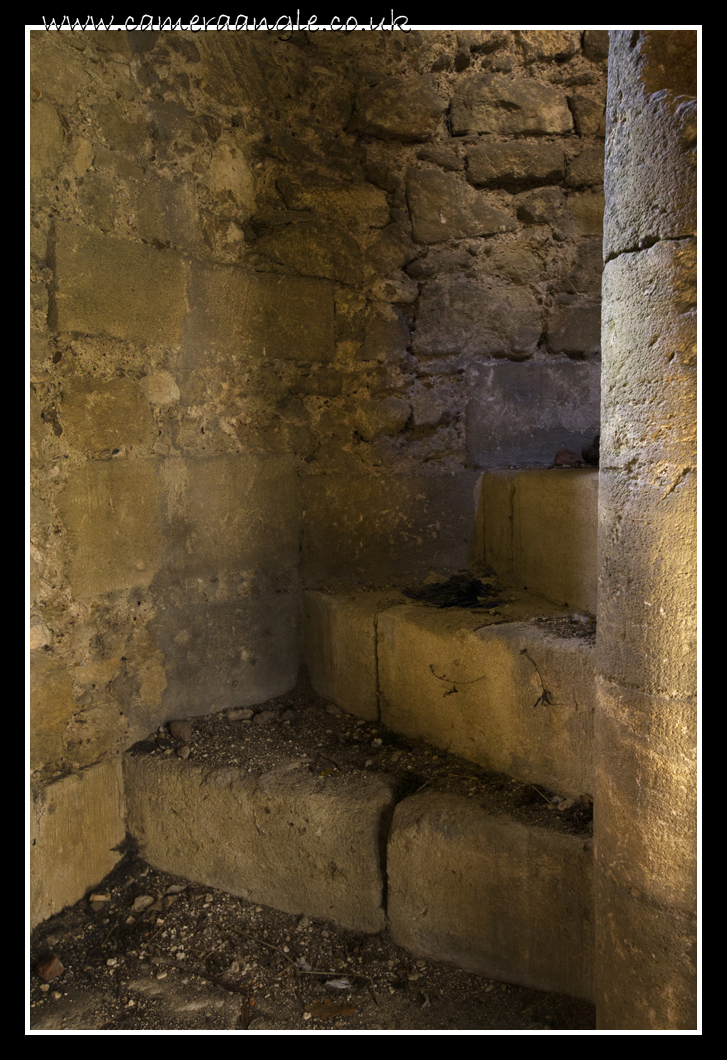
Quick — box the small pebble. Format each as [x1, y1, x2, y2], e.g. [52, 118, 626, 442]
[228, 708, 254, 721]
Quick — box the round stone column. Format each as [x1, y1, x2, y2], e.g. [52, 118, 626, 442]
[596, 31, 697, 1029]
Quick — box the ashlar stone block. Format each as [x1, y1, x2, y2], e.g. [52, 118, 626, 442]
[51, 222, 187, 346]
[387, 791, 594, 1000]
[125, 755, 395, 932]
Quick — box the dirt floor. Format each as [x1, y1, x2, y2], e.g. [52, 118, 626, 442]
[29, 661, 596, 1033]
[29, 858, 596, 1032]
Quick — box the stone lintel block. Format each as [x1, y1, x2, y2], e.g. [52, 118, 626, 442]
[124, 755, 396, 933]
[56, 460, 161, 598]
[300, 471, 482, 586]
[387, 791, 594, 1000]
[186, 263, 334, 362]
[51, 221, 187, 346]
[466, 361, 601, 472]
[303, 589, 409, 721]
[30, 760, 126, 928]
[377, 605, 594, 797]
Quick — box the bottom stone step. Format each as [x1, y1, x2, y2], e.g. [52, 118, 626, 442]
[123, 693, 594, 1002]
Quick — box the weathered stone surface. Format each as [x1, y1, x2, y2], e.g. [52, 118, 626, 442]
[566, 147, 605, 188]
[303, 589, 408, 721]
[601, 239, 696, 466]
[595, 680, 697, 1029]
[467, 142, 565, 187]
[406, 247, 474, 280]
[51, 223, 187, 346]
[125, 755, 395, 932]
[482, 468, 599, 613]
[157, 454, 299, 577]
[255, 220, 362, 283]
[563, 240, 603, 295]
[277, 172, 390, 228]
[413, 276, 541, 359]
[364, 222, 417, 277]
[30, 101, 64, 181]
[451, 73, 573, 136]
[355, 75, 447, 141]
[140, 370, 180, 406]
[353, 396, 411, 441]
[604, 31, 697, 255]
[407, 169, 516, 244]
[61, 378, 153, 452]
[135, 176, 202, 249]
[147, 592, 300, 720]
[356, 302, 410, 363]
[378, 606, 595, 796]
[185, 264, 335, 362]
[570, 94, 607, 138]
[410, 387, 450, 427]
[205, 132, 256, 212]
[300, 471, 482, 585]
[30, 654, 77, 772]
[488, 240, 547, 285]
[597, 470, 696, 699]
[416, 143, 463, 171]
[516, 30, 582, 63]
[57, 460, 161, 598]
[89, 148, 143, 189]
[547, 305, 601, 355]
[30, 760, 125, 927]
[596, 32, 697, 1031]
[583, 29, 610, 62]
[387, 791, 594, 1000]
[30, 34, 90, 105]
[568, 191, 605, 236]
[516, 187, 573, 235]
[466, 360, 601, 468]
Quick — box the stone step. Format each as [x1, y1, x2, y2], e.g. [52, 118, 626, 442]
[124, 715, 594, 1002]
[304, 588, 595, 799]
[480, 468, 599, 615]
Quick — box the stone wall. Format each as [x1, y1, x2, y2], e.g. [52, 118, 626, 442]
[30, 28, 606, 784]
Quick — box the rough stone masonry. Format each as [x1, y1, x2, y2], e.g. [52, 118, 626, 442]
[30, 28, 606, 914]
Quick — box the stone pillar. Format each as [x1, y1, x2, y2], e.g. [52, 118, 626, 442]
[596, 31, 697, 1029]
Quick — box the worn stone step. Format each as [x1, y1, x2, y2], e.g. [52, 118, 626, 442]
[480, 468, 598, 614]
[388, 790, 594, 1001]
[123, 722, 594, 1001]
[304, 588, 595, 798]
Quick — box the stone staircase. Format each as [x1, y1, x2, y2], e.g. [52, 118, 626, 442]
[123, 469, 599, 1003]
